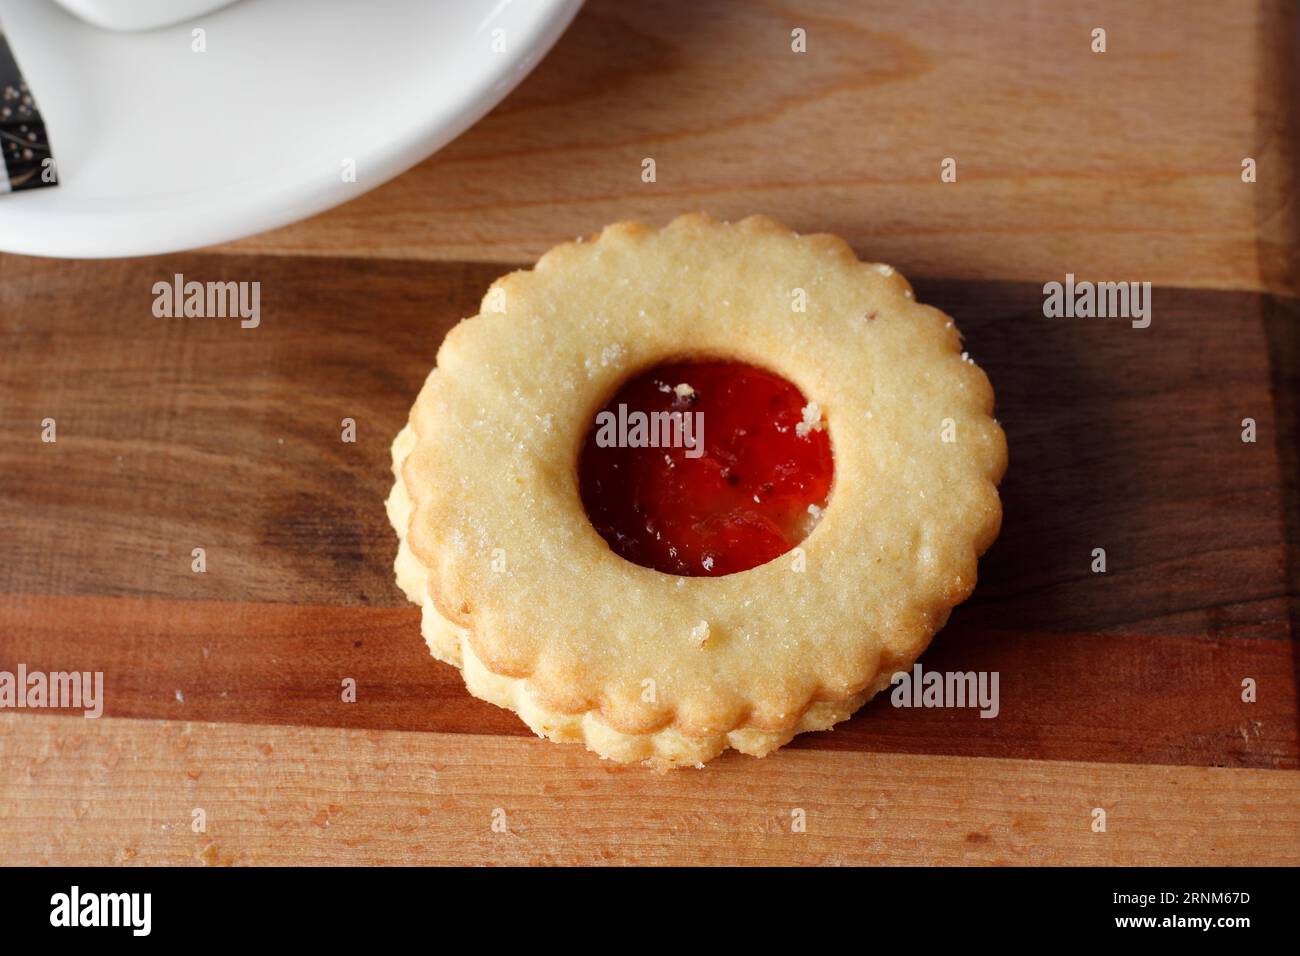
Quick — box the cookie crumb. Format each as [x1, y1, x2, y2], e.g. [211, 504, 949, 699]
[795, 402, 824, 437]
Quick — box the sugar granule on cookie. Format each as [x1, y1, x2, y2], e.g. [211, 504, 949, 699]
[386, 212, 1006, 770]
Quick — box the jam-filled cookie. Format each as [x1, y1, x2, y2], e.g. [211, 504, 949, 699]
[386, 213, 1006, 769]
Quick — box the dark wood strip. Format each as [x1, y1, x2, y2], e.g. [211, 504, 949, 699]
[0, 596, 1293, 769]
[0, 254, 1294, 643]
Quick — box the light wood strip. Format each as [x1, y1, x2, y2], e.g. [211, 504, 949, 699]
[1, 714, 1296, 865]
[214, 0, 1299, 296]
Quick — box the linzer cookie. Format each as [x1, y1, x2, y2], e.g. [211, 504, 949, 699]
[0, 23, 54, 193]
[386, 213, 1006, 768]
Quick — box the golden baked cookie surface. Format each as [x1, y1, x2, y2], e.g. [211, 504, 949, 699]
[388, 213, 1006, 768]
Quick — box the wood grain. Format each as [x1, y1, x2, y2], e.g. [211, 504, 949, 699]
[2, 0, 1298, 867]
[0, 255, 1292, 639]
[1, 596, 1294, 769]
[1, 254, 1295, 782]
[214, 0, 1300, 297]
[2, 714, 1296, 866]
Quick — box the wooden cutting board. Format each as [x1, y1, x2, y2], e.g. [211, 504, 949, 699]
[2, 0, 1297, 865]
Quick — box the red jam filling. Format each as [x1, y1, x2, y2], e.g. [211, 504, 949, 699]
[578, 360, 833, 576]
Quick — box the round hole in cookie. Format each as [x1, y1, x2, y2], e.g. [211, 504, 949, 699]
[578, 359, 833, 577]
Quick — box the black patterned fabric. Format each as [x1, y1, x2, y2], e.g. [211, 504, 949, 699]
[0, 26, 55, 193]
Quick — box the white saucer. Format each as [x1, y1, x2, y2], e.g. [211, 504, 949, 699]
[0, 0, 582, 258]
